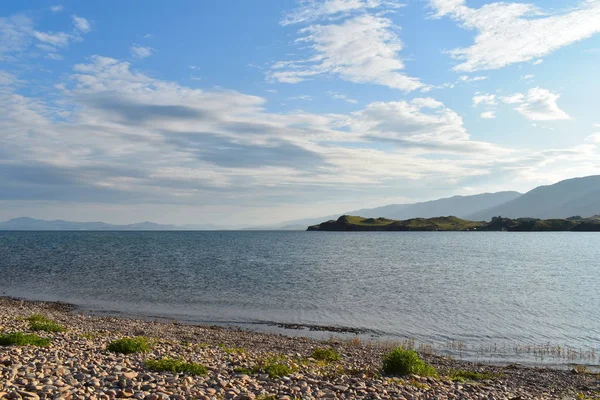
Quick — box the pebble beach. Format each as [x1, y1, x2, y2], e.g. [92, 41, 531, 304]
[1, 297, 598, 400]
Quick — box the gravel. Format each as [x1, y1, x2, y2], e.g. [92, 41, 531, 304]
[1, 297, 598, 400]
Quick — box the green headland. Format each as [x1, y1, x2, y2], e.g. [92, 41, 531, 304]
[307, 215, 600, 231]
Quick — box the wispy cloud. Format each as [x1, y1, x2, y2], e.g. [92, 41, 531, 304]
[288, 95, 312, 101]
[429, 0, 600, 71]
[327, 91, 358, 103]
[50, 5, 64, 12]
[506, 87, 571, 121]
[1, 13, 91, 61]
[270, 14, 424, 91]
[472, 94, 496, 107]
[72, 15, 91, 33]
[131, 44, 154, 59]
[280, 0, 403, 26]
[0, 14, 35, 60]
[480, 111, 496, 119]
[33, 31, 71, 47]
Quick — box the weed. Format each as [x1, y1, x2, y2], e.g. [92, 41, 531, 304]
[233, 367, 254, 375]
[26, 314, 65, 333]
[408, 378, 430, 390]
[107, 337, 151, 354]
[253, 357, 295, 378]
[0, 332, 51, 347]
[382, 348, 436, 377]
[222, 346, 246, 355]
[145, 358, 207, 375]
[311, 347, 342, 363]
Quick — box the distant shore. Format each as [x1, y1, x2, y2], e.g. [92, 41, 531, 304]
[307, 215, 600, 231]
[1, 297, 598, 399]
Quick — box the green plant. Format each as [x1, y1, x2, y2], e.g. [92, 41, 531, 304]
[27, 314, 65, 333]
[382, 348, 436, 377]
[264, 362, 293, 378]
[0, 332, 51, 347]
[222, 346, 246, 354]
[253, 357, 295, 378]
[446, 369, 498, 382]
[233, 366, 254, 375]
[144, 358, 207, 375]
[107, 337, 151, 354]
[311, 347, 342, 362]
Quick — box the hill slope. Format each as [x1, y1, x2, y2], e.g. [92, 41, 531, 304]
[308, 215, 485, 231]
[254, 191, 522, 230]
[351, 191, 522, 220]
[469, 176, 600, 220]
[308, 215, 600, 232]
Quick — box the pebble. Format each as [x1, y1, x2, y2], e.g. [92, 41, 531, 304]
[0, 298, 594, 400]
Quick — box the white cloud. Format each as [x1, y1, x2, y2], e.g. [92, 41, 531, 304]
[327, 91, 358, 103]
[458, 75, 486, 82]
[1, 13, 91, 60]
[0, 15, 35, 59]
[50, 5, 64, 12]
[521, 74, 534, 80]
[533, 59, 544, 65]
[281, 0, 403, 25]
[131, 45, 154, 59]
[270, 14, 424, 91]
[586, 133, 600, 143]
[480, 111, 496, 119]
[72, 15, 91, 33]
[289, 95, 313, 101]
[472, 93, 496, 107]
[500, 93, 525, 104]
[33, 31, 71, 47]
[430, 0, 600, 71]
[512, 87, 570, 121]
[0, 71, 19, 85]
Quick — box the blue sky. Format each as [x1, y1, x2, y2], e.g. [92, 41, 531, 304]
[1, 0, 600, 226]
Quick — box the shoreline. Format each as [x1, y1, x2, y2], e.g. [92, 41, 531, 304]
[1, 297, 599, 399]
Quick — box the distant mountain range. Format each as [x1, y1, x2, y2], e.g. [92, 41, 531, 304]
[0, 217, 183, 231]
[254, 175, 600, 229]
[467, 175, 600, 220]
[2, 175, 599, 230]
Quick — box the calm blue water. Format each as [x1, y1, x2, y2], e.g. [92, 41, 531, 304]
[1, 231, 599, 366]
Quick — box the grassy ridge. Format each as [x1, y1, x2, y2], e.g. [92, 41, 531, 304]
[308, 215, 600, 231]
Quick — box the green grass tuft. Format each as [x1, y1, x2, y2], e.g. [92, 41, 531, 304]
[145, 358, 207, 375]
[263, 362, 294, 378]
[107, 337, 151, 354]
[0, 332, 51, 347]
[311, 347, 342, 362]
[382, 348, 436, 377]
[27, 314, 65, 333]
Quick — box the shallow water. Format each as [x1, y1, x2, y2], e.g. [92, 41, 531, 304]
[1, 231, 598, 366]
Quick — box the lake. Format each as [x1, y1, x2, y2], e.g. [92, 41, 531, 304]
[1, 231, 598, 367]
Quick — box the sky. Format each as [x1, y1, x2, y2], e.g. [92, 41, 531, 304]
[1, 0, 600, 226]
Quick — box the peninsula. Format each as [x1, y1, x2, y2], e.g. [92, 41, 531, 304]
[307, 215, 600, 231]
